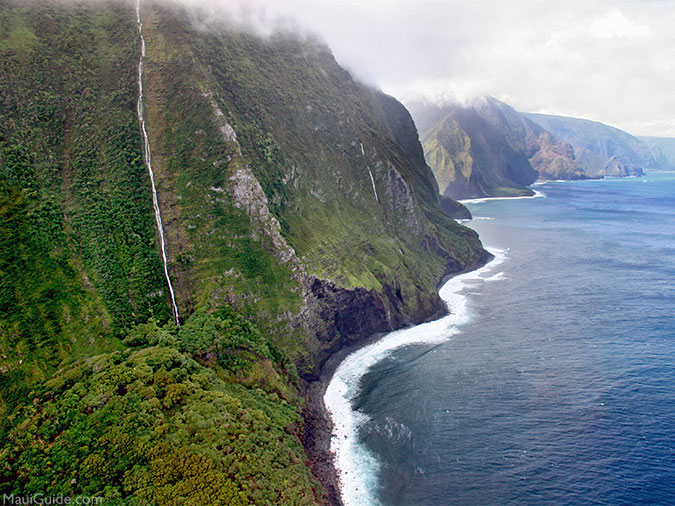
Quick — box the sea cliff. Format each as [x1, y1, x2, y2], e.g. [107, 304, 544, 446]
[0, 0, 485, 503]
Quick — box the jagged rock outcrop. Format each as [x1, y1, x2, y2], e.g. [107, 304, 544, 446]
[525, 112, 659, 176]
[131, 0, 487, 378]
[470, 97, 584, 181]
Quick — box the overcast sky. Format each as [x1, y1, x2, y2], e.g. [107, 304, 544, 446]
[193, 0, 675, 137]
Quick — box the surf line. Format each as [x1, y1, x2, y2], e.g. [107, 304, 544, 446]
[136, 0, 180, 326]
[324, 247, 508, 506]
[459, 190, 546, 205]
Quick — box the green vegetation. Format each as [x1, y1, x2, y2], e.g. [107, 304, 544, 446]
[129, 1, 485, 373]
[0, 0, 171, 410]
[0, 320, 318, 505]
[417, 105, 538, 199]
[413, 97, 590, 199]
[0, 1, 321, 501]
[0, 0, 486, 502]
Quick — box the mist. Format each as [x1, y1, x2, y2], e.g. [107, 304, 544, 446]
[159, 0, 675, 136]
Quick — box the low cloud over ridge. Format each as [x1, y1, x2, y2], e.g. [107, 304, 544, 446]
[167, 0, 675, 137]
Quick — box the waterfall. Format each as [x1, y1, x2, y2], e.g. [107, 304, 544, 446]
[136, 0, 180, 326]
[360, 143, 380, 203]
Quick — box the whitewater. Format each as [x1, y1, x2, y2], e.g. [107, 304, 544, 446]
[324, 246, 508, 506]
[333, 174, 675, 505]
[459, 190, 546, 205]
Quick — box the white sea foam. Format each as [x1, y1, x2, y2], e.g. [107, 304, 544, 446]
[459, 190, 545, 205]
[483, 271, 506, 282]
[324, 247, 508, 506]
[473, 216, 494, 220]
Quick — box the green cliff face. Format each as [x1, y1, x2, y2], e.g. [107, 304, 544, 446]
[415, 99, 658, 202]
[134, 0, 485, 374]
[0, 0, 485, 502]
[0, 0, 170, 406]
[411, 97, 584, 200]
[412, 100, 538, 199]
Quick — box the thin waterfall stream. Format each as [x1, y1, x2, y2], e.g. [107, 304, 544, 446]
[360, 143, 380, 203]
[136, 0, 180, 326]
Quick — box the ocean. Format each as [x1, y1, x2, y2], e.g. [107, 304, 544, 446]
[325, 171, 675, 506]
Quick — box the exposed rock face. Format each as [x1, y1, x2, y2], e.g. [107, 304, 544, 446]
[412, 97, 661, 201]
[212, 101, 470, 378]
[228, 166, 299, 265]
[470, 97, 584, 181]
[372, 93, 445, 205]
[122, 1, 487, 382]
[412, 101, 538, 199]
[525, 113, 659, 176]
[384, 163, 422, 234]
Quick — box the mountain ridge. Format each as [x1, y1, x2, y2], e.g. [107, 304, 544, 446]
[409, 97, 584, 199]
[638, 135, 675, 170]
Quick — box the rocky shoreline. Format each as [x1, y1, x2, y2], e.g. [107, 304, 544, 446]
[302, 330, 389, 506]
[302, 250, 493, 505]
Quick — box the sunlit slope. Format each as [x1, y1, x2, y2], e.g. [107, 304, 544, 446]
[411, 97, 584, 199]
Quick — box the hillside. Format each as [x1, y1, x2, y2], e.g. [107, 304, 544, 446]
[0, 0, 485, 503]
[410, 97, 582, 200]
[639, 136, 675, 170]
[525, 113, 658, 176]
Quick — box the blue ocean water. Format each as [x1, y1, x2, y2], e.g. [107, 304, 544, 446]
[348, 172, 675, 505]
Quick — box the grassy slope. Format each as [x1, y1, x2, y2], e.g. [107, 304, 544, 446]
[0, 1, 321, 503]
[415, 99, 590, 199]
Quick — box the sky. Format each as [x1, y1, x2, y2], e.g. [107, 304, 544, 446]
[185, 0, 675, 137]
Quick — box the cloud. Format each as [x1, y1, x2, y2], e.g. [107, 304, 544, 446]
[591, 10, 651, 40]
[170, 0, 675, 137]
